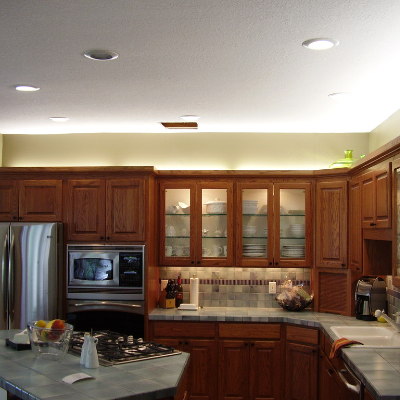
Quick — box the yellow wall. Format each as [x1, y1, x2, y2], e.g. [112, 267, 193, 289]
[1, 131, 369, 170]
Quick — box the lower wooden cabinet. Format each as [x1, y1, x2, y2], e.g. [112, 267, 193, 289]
[151, 322, 217, 400]
[218, 323, 283, 400]
[285, 325, 319, 400]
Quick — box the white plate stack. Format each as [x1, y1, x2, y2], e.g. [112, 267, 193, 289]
[243, 244, 266, 257]
[288, 224, 305, 238]
[243, 200, 258, 214]
[282, 245, 305, 258]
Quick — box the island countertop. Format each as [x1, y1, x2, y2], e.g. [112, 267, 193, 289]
[0, 330, 189, 400]
[149, 306, 400, 400]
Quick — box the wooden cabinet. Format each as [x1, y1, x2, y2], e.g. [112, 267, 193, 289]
[159, 180, 234, 266]
[67, 179, 144, 241]
[360, 162, 392, 229]
[236, 181, 312, 268]
[0, 179, 62, 222]
[315, 181, 347, 269]
[151, 322, 217, 400]
[348, 177, 362, 271]
[285, 325, 319, 400]
[218, 323, 283, 400]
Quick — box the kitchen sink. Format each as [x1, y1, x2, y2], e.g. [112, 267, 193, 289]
[330, 326, 400, 348]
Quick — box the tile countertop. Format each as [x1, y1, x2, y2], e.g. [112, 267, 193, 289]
[0, 330, 189, 400]
[150, 307, 400, 400]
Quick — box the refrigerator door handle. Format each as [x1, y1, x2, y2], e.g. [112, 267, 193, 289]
[2, 230, 8, 319]
[8, 227, 14, 323]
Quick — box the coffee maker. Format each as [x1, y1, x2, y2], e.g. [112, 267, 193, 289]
[355, 276, 386, 320]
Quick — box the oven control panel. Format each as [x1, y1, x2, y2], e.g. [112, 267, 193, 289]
[119, 252, 143, 287]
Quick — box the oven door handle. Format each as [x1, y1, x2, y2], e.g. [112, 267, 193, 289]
[72, 302, 142, 309]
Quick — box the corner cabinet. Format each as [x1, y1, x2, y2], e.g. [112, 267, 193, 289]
[159, 180, 234, 266]
[236, 181, 312, 268]
[315, 181, 347, 269]
[67, 179, 144, 242]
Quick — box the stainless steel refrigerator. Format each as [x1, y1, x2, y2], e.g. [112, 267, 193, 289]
[0, 222, 63, 330]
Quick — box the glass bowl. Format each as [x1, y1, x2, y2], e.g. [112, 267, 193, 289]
[27, 321, 73, 360]
[275, 293, 314, 312]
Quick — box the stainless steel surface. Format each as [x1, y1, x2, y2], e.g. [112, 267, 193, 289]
[67, 299, 144, 315]
[355, 276, 386, 321]
[67, 244, 145, 301]
[0, 223, 62, 330]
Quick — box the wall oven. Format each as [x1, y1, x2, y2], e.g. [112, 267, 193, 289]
[66, 244, 145, 337]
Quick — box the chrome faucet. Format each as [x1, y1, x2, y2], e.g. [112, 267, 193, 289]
[375, 310, 400, 333]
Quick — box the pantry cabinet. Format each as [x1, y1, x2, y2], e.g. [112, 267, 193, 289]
[151, 322, 217, 400]
[360, 162, 391, 229]
[315, 181, 347, 269]
[0, 179, 62, 222]
[236, 181, 312, 268]
[218, 323, 283, 400]
[67, 178, 144, 241]
[159, 180, 234, 266]
[285, 325, 319, 400]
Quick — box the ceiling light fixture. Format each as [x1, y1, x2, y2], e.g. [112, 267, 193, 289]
[302, 38, 338, 50]
[49, 117, 69, 122]
[84, 50, 119, 61]
[180, 115, 201, 121]
[160, 122, 198, 129]
[15, 85, 40, 92]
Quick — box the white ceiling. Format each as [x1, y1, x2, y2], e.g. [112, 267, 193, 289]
[2, 0, 400, 135]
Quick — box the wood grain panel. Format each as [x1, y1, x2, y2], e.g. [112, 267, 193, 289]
[286, 325, 319, 345]
[153, 322, 216, 338]
[317, 272, 348, 314]
[219, 323, 281, 339]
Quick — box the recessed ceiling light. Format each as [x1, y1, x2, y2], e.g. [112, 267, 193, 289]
[15, 85, 40, 92]
[328, 92, 351, 99]
[84, 50, 119, 61]
[180, 115, 201, 121]
[302, 38, 338, 50]
[49, 117, 69, 122]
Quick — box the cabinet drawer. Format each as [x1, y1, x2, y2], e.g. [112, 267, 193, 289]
[219, 323, 281, 339]
[153, 322, 216, 338]
[286, 325, 319, 345]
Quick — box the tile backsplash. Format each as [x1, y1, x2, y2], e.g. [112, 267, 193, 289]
[159, 267, 311, 308]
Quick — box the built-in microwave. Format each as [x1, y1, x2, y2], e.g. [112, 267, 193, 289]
[66, 244, 145, 301]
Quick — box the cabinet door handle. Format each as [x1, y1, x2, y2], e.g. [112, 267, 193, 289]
[244, 342, 248, 346]
[275, 262, 279, 266]
[341, 263, 345, 267]
[250, 342, 254, 347]
[370, 223, 376, 226]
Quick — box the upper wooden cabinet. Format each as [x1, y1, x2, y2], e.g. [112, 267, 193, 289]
[348, 177, 362, 272]
[159, 180, 234, 266]
[67, 179, 144, 242]
[360, 162, 392, 229]
[0, 179, 62, 222]
[315, 181, 347, 269]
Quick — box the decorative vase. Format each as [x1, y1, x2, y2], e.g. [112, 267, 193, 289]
[329, 150, 357, 169]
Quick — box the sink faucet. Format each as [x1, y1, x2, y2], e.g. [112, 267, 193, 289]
[375, 310, 400, 333]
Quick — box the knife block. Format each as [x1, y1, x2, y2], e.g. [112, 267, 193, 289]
[159, 290, 175, 308]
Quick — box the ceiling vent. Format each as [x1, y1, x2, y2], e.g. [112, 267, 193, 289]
[160, 122, 198, 129]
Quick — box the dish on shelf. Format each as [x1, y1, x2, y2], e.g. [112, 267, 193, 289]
[287, 210, 305, 215]
[243, 252, 266, 257]
[204, 199, 227, 214]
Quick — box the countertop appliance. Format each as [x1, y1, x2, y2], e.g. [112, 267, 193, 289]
[355, 276, 386, 321]
[68, 330, 181, 366]
[0, 222, 63, 330]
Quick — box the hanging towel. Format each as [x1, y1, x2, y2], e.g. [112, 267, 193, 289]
[329, 338, 363, 359]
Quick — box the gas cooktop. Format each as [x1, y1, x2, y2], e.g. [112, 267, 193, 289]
[68, 330, 181, 366]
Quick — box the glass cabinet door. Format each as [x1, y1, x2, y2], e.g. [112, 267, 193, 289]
[237, 183, 273, 267]
[274, 183, 312, 267]
[198, 182, 233, 266]
[160, 182, 195, 265]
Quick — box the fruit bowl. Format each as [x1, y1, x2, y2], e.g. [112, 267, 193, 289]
[275, 293, 314, 311]
[27, 320, 73, 360]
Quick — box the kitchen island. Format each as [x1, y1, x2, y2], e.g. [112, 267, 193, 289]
[149, 307, 400, 400]
[0, 330, 189, 400]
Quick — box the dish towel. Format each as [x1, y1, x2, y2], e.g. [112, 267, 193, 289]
[329, 338, 363, 359]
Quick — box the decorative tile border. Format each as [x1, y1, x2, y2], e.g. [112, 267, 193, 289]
[180, 278, 311, 286]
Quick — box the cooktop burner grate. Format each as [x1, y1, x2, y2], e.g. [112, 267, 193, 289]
[68, 330, 181, 366]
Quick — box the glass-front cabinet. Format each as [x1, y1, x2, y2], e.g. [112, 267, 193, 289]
[237, 181, 312, 267]
[160, 180, 233, 266]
